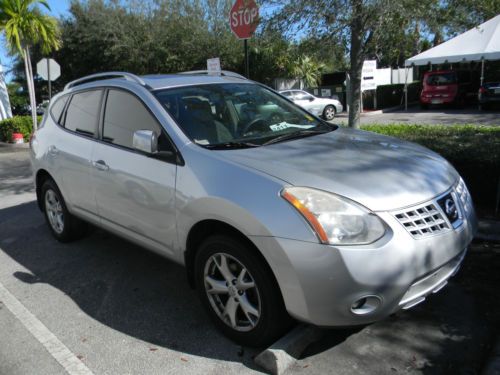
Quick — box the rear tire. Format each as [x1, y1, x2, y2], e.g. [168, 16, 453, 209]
[41, 179, 87, 242]
[194, 235, 293, 347]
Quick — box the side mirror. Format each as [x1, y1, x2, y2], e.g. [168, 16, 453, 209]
[133, 130, 158, 154]
[308, 97, 314, 102]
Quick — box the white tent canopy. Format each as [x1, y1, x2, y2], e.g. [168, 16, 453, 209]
[405, 14, 500, 67]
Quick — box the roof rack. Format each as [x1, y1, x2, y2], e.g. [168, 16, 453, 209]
[64, 72, 149, 90]
[178, 70, 247, 80]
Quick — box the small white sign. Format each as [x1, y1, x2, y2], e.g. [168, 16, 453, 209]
[37, 58, 60, 81]
[361, 60, 377, 91]
[321, 89, 331, 97]
[207, 57, 221, 75]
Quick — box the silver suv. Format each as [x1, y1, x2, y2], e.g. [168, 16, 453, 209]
[31, 71, 477, 346]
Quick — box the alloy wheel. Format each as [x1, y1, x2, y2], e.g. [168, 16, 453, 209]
[324, 106, 335, 120]
[203, 253, 261, 332]
[45, 189, 64, 234]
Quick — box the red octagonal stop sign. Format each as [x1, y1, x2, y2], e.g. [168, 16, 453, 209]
[229, 0, 260, 40]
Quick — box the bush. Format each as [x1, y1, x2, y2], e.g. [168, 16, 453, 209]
[375, 81, 420, 109]
[0, 116, 42, 142]
[361, 124, 500, 212]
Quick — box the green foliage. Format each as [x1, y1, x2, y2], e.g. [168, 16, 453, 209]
[7, 82, 29, 114]
[0, 115, 41, 142]
[50, 0, 243, 81]
[360, 124, 500, 164]
[290, 55, 325, 87]
[361, 123, 500, 208]
[0, 0, 61, 55]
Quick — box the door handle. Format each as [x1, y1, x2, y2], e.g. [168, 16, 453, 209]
[48, 145, 59, 156]
[92, 160, 109, 171]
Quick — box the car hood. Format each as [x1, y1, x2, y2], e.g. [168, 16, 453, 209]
[222, 128, 458, 211]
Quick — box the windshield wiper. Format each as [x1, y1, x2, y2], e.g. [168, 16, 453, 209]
[263, 128, 332, 146]
[203, 141, 260, 150]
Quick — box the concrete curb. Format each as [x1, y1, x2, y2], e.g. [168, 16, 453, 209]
[361, 102, 419, 116]
[482, 337, 500, 375]
[362, 105, 403, 116]
[254, 325, 323, 375]
[0, 141, 29, 149]
[476, 220, 500, 242]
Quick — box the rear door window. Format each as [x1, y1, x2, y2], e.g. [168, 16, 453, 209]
[64, 90, 102, 137]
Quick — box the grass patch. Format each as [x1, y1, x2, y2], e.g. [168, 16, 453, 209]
[361, 124, 500, 164]
[360, 124, 500, 212]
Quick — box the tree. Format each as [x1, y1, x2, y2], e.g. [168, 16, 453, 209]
[290, 55, 325, 87]
[263, 0, 423, 128]
[0, 0, 61, 130]
[7, 82, 29, 115]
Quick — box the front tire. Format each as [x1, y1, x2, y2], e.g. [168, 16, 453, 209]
[194, 235, 292, 347]
[41, 179, 87, 242]
[323, 105, 336, 121]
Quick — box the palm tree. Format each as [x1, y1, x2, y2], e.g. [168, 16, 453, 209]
[0, 0, 61, 130]
[290, 55, 325, 88]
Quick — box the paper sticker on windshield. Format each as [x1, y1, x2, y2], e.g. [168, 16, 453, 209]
[270, 123, 290, 131]
[305, 114, 315, 121]
[270, 122, 315, 132]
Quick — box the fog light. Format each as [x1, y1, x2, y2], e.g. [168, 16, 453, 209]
[351, 295, 382, 315]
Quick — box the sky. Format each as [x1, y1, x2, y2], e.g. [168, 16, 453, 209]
[0, 0, 70, 82]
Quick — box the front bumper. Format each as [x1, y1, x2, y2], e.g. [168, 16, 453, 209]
[251, 189, 477, 327]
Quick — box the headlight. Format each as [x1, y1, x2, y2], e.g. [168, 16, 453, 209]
[281, 187, 386, 245]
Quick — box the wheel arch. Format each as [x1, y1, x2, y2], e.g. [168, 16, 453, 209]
[184, 219, 284, 306]
[35, 169, 54, 211]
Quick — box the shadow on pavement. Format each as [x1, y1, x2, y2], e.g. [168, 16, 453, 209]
[0, 201, 262, 371]
[2, 201, 499, 374]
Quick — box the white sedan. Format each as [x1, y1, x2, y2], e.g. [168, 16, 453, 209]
[279, 89, 343, 120]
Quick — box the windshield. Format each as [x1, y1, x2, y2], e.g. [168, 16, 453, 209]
[154, 83, 334, 148]
[426, 73, 457, 86]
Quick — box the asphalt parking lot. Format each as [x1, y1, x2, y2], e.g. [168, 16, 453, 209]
[335, 106, 500, 126]
[1, 146, 499, 374]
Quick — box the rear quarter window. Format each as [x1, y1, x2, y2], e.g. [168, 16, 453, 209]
[49, 95, 69, 124]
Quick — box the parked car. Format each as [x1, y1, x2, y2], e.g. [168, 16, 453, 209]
[36, 100, 49, 115]
[31, 71, 476, 347]
[478, 81, 500, 110]
[420, 70, 468, 109]
[279, 89, 343, 120]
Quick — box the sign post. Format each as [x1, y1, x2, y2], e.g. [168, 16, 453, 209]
[207, 57, 221, 75]
[229, 0, 259, 78]
[36, 58, 61, 100]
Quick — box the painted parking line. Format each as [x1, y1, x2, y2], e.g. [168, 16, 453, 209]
[0, 281, 94, 375]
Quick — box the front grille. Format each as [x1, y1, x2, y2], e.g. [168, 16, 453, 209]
[394, 203, 450, 239]
[455, 178, 469, 207]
